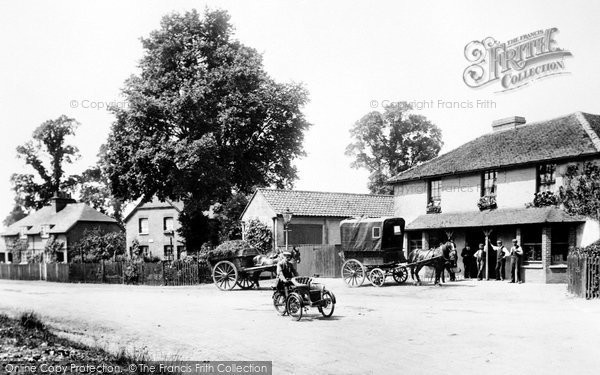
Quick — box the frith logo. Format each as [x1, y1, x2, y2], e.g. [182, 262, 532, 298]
[463, 28, 572, 92]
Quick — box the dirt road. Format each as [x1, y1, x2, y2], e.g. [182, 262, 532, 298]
[1, 278, 599, 375]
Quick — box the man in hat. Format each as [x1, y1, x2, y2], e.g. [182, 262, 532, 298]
[276, 251, 299, 297]
[474, 243, 486, 280]
[490, 240, 509, 281]
[509, 239, 524, 283]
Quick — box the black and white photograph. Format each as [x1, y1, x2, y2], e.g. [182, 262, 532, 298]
[1, 1, 599, 374]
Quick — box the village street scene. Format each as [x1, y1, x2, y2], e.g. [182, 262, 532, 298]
[1, 1, 600, 375]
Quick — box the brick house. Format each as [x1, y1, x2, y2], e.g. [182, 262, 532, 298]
[241, 189, 394, 248]
[0, 195, 122, 263]
[124, 197, 185, 260]
[389, 112, 600, 283]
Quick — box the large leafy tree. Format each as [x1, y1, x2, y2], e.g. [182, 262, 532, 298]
[346, 103, 443, 194]
[4, 115, 80, 225]
[104, 9, 310, 249]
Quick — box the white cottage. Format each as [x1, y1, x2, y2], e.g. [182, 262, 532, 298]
[389, 112, 600, 283]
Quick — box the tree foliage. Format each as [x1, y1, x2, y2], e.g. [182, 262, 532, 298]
[560, 162, 600, 220]
[211, 192, 249, 243]
[5, 115, 80, 225]
[244, 219, 273, 254]
[346, 103, 443, 194]
[70, 227, 125, 263]
[78, 145, 124, 223]
[6, 239, 28, 264]
[3, 205, 26, 227]
[104, 9, 310, 249]
[39, 236, 65, 263]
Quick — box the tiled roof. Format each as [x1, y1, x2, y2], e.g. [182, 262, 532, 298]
[251, 189, 394, 218]
[2, 203, 118, 236]
[406, 207, 584, 230]
[389, 112, 600, 183]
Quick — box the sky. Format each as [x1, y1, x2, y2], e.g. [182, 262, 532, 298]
[1, 0, 599, 228]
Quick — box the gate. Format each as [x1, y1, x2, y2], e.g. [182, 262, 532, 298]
[567, 253, 600, 299]
[294, 244, 342, 278]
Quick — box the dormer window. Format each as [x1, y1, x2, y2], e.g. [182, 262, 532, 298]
[537, 163, 556, 192]
[40, 225, 51, 239]
[372, 227, 381, 239]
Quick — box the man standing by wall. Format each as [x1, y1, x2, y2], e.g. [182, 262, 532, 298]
[491, 240, 509, 281]
[509, 239, 524, 283]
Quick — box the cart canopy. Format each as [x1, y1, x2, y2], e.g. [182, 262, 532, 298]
[340, 217, 405, 252]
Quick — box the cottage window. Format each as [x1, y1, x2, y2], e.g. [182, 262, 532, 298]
[177, 246, 187, 259]
[481, 170, 497, 196]
[139, 245, 149, 256]
[427, 179, 442, 205]
[372, 227, 381, 239]
[537, 163, 556, 192]
[163, 217, 174, 232]
[0, 253, 5, 263]
[138, 218, 149, 234]
[164, 245, 174, 260]
[40, 225, 51, 239]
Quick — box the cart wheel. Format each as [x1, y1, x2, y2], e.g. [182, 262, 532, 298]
[286, 293, 303, 321]
[318, 291, 335, 318]
[236, 273, 255, 290]
[369, 268, 385, 287]
[212, 261, 238, 291]
[273, 291, 287, 315]
[342, 259, 366, 287]
[392, 266, 408, 284]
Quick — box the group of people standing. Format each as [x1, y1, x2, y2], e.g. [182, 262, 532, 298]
[461, 239, 524, 283]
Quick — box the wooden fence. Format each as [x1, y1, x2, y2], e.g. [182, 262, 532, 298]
[290, 244, 342, 278]
[567, 253, 600, 299]
[0, 261, 212, 286]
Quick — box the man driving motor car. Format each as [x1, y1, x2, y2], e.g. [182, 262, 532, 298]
[277, 251, 299, 296]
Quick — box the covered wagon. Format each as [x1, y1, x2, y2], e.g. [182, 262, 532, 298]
[340, 217, 408, 287]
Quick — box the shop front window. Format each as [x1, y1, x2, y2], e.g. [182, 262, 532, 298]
[408, 232, 423, 251]
[551, 225, 569, 264]
[521, 225, 542, 262]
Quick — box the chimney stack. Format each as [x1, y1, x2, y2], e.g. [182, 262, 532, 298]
[49, 192, 76, 213]
[492, 116, 526, 132]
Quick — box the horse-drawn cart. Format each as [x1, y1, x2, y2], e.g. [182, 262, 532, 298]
[209, 244, 278, 291]
[340, 217, 410, 287]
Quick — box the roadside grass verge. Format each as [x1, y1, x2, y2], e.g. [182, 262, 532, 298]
[0, 312, 189, 374]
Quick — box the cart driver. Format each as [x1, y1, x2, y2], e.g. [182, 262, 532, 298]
[277, 251, 298, 296]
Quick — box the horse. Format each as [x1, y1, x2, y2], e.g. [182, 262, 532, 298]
[408, 241, 457, 286]
[251, 247, 301, 287]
